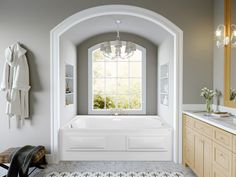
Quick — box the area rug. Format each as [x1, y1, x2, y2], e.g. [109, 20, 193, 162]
[46, 171, 184, 177]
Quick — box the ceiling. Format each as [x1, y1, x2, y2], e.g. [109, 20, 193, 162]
[62, 14, 171, 46]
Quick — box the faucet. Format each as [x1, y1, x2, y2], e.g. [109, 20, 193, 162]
[111, 108, 122, 116]
[215, 89, 222, 112]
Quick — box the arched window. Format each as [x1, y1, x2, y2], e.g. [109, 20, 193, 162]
[88, 42, 146, 114]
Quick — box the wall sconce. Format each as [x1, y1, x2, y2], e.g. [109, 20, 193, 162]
[215, 24, 236, 48]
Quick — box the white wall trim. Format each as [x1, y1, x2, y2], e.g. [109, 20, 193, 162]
[45, 154, 54, 164]
[50, 5, 183, 163]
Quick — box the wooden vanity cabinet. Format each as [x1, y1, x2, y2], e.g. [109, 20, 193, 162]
[212, 142, 233, 177]
[185, 127, 195, 167]
[183, 114, 236, 177]
[194, 132, 212, 177]
[233, 153, 236, 177]
[233, 135, 236, 153]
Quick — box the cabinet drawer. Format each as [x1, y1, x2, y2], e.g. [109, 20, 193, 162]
[184, 115, 194, 128]
[213, 127, 233, 151]
[233, 135, 236, 153]
[194, 119, 213, 138]
[213, 143, 232, 173]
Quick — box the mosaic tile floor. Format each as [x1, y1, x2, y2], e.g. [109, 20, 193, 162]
[0, 161, 196, 177]
[45, 171, 184, 177]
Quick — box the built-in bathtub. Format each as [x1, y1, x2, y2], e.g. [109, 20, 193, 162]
[60, 115, 172, 161]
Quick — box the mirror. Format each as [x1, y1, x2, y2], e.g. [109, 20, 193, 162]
[224, 0, 236, 107]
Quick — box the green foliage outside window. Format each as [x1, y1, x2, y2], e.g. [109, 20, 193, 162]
[93, 94, 115, 109]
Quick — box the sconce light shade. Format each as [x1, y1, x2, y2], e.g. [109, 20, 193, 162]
[231, 24, 236, 47]
[215, 24, 236, 48]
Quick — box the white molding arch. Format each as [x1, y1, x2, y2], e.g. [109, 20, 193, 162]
[50, 5, 183, 163]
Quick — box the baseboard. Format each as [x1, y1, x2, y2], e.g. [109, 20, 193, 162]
[182, 104, 205, 111]
[45, 154, 54, 164]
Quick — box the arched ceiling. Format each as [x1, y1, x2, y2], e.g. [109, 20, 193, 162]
[62, 14, 171, 46]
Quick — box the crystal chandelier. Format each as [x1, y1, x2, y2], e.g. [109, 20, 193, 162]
[100, 20, 136, 59]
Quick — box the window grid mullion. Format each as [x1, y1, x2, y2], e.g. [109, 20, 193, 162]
[128, 58, 131, 109]
[116, 59, 118, 109]
[104, 60, 106, 109]
[91, 46, 144, 112]
[92, 76, 142, 79]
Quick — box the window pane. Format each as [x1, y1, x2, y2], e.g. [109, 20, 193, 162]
[93, 49, 104, 62]
[105, 78, 116, 94]
[130, 50, 142, 61]
[93, 79, 104, 94]
[93, 94, 105, 109]
[91, 44, 144, 112]
[129, 94, 141, 109]
[117, 95, 129, 109]
[118, 62, 129, 78]
[93, 62, 104, 78]
[117, 79, 129, 95]
[130, 62, 142, 77]
[130, 79, 141, 94]
[106, 62, 117, 77]
[105, 95, 116, 109]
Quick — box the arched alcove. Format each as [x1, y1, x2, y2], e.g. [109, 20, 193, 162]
[50, 5, 183, 163]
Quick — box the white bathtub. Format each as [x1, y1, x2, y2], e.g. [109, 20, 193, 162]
[60, 115, 172, 161]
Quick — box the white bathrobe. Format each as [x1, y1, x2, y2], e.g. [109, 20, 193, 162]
[0, 43, 31, 120]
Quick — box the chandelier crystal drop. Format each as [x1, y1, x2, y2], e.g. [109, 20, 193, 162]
[100, 20, 136, 60]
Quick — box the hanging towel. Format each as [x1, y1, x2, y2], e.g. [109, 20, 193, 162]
[0, 43, 31, 126]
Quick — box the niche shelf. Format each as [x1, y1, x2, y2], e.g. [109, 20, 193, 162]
[160, 63, 169, 106]
[65, 64, 74, 106]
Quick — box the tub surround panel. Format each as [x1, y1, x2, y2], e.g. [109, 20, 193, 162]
[60, 116, 172, 161]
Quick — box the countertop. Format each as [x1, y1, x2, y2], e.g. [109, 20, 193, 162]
[183, 111, 236, 135]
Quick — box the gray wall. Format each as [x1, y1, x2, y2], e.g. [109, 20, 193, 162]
[0, 0, 213, 152]
[77, 33, 158, 115]
[213, 0, 224, 105]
